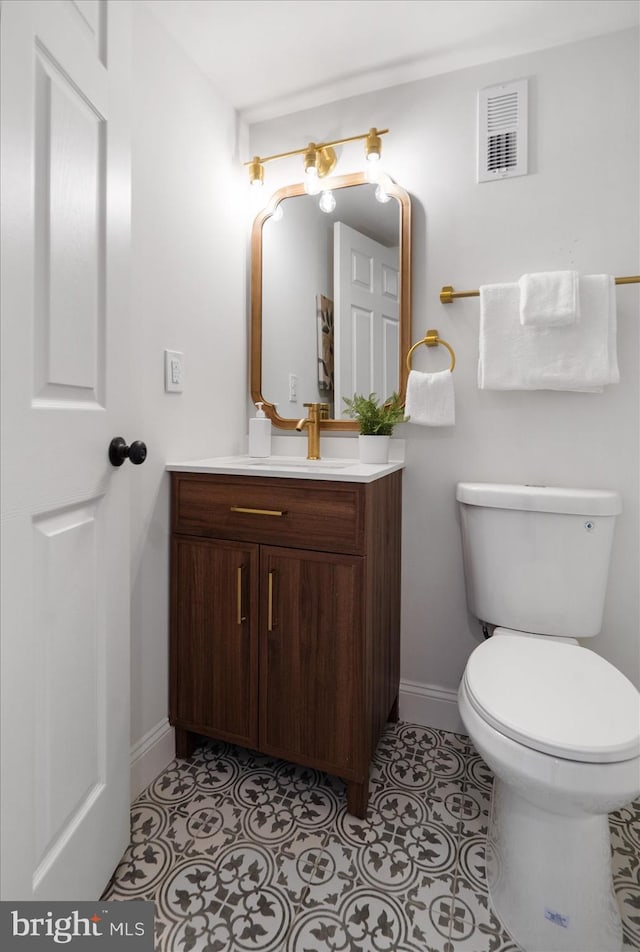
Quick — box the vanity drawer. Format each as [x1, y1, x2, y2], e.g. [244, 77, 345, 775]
[171, 473, 365, 554]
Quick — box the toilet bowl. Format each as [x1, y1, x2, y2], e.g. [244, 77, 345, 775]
[455, 483, 640, 952]
[459, 630, 640, 952]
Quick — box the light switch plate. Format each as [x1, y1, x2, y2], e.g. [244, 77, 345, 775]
[164, 350, 184, 392]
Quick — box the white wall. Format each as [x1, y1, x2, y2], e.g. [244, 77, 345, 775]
[249, 29, 640, 729]
[129, 5, 246, 790]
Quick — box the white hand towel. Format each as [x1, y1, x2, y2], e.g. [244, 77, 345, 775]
[478, 275, 618, 391]
[405, 369, 455, 426]
[519, 270, 579, 327]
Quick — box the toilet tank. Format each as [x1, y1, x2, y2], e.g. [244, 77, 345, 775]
[456, 483, 622, 638]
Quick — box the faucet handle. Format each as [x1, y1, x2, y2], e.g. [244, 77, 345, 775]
[303, 402, 322, 419]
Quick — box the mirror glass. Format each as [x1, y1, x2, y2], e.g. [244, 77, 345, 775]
[251, 173, 411, 429]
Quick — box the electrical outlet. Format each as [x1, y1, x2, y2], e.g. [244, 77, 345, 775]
[288, 373, 298, 402]
[164, 350, 184, 392]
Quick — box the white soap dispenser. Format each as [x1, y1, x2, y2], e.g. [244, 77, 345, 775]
[249, 402, 271, 458]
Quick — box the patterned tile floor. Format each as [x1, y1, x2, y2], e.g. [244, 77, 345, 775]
[103, 722, 640, 951]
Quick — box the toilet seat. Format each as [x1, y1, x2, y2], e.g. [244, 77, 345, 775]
[464, 632, 640, 763]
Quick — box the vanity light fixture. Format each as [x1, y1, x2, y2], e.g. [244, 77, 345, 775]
[303, 148, 322, 195]
[248, 156, 264, 187]
[304, 143, 337, 190]
[365, 127, 382, 162]
[245, 127, 389, 191]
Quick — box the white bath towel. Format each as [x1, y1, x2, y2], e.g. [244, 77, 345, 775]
[405, 369, 455, 425]
[519, 270, 579, 327]
[478, 275, 619, 391]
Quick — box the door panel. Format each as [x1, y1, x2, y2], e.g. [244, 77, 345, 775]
[33, 502, 104, 885]
[171, 538, 259, 749]
[382, 314, 399, 400]
[259, 546, 365, 777]
[34, 44, 105, 401]
[352, 305, 374, 395]
[0, 0, 131, 899]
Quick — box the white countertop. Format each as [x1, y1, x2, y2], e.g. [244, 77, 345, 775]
[166, 455, 404, 483]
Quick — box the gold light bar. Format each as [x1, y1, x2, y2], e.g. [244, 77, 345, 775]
[244, 128, 389, 180]
[440, 275, 640, 304]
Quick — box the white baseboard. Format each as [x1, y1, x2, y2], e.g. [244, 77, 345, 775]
[399, 679, 465, 735]
[130, 718, 175, 800]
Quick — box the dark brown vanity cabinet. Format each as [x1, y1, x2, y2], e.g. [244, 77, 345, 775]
[169, 470, 402, 817]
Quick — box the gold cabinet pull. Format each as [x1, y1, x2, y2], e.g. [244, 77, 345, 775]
[236, 566, 247, 625]
[267, 571, 274, 631]
[230, 506, 285, 517]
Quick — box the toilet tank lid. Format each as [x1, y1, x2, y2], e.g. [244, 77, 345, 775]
[456, 482, 622, 516]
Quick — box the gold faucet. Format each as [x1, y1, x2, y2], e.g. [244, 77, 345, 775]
[296, 402, 327, 459]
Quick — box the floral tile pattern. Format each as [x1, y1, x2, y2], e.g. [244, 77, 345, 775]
[610, 798, 640, 950]
[102, 722, 640, 951]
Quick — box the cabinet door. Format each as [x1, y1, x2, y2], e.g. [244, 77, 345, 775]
[171, 537, 259, 748]
[260, 546, 365, 778]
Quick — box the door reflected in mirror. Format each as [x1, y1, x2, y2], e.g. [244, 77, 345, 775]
[251, 173, 411, 430]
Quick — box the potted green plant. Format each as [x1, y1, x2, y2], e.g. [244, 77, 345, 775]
[343, 391, 407, 463]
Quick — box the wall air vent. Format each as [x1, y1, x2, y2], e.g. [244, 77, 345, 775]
[478, 78, 528, 183]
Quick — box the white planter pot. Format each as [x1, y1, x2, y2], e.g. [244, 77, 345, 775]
[358, 434, 390, 464]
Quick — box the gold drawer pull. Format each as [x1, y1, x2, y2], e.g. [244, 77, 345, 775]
[230, 506, 285, 517]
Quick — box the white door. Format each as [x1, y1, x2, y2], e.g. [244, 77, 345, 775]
[1, 0, 132, 899]
[334, 221, 400, 415]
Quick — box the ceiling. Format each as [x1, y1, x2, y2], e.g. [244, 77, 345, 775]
[144, 0, 639, 123]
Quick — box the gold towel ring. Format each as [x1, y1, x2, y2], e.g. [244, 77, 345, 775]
[406, 329, 456, 372]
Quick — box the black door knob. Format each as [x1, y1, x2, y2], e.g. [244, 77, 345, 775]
[109, 437, 147, 467]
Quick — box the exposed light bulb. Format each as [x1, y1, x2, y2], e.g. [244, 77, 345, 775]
[366, 160, 383, 183]
[319, 190, 336, 213]
[303, 143, 320, 194]
[304, 174, 321, 195]
[375, 184, 391, 203]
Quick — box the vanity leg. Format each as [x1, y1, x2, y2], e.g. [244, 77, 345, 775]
[347, 780, 369, 819]
[388, 695, 399, 723]
[174, 728, 197, 759]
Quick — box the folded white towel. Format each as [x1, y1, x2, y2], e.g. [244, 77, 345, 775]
[478, 275, 619, 391]
[519, 270, 579, 327]
[405, 369, 455, 426]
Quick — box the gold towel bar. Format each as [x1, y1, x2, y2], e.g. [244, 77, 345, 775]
[406, 329, 456, 372]
[440, 274, 640, 304]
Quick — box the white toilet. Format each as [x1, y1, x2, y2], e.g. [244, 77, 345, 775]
[456, 482, 640, 952]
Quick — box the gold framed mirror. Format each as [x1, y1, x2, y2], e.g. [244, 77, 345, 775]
[250, 172, 411, 430]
